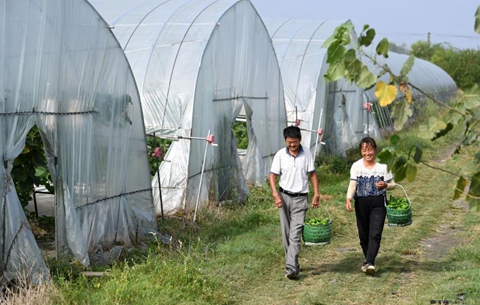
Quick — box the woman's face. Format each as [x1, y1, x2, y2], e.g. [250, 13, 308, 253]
[360, 143, 376, 162]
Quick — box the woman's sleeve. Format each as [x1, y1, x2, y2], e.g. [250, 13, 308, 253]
[346, 180, 357, 199]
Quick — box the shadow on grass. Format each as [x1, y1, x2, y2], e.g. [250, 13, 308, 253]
[317, 254, 456, 276]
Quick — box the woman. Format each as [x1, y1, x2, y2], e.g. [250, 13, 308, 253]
[345, 137, 395, 275]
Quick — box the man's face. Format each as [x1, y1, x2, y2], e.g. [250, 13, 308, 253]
[285, 137, 300, 154]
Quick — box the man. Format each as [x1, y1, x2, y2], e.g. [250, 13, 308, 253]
[269, 125, 320, 280]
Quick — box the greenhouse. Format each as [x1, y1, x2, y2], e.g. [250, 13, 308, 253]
[362, 50, 458, 137]
[88, 0, 287, 215]
[0, 0, 157, 285]
[265, 19, 458, 155]
[265, 19, 365, 157]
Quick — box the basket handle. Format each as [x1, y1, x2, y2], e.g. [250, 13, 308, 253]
[394, 183, 411, 207]
[320, 205, 331, 221]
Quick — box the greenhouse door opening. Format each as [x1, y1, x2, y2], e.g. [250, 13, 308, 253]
[18, 126, 56, 218]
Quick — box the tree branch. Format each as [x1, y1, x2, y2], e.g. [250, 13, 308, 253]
[420, 160, 460, 177]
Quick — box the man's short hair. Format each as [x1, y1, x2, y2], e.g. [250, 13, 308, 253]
[283, 126, 302, 140]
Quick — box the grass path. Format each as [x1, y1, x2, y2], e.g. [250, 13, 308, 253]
[207, 144, 479, 305]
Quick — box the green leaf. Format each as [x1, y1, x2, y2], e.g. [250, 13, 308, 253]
[390, 100, 413, 131]
[324, 60, 346, 82]
[392, 155, 408, 182]
[463, 130, 478, 145]
[453, 176, 468, 199]
[413, 145, 422, 163]
[405, 162, 417, 182]
[376, 38, 390, 58]
[377, 149, 393, 165]
[389, 134, 400, 145]
[399, 55, 415, 77]
[466, 172, 480, 209]
[448, 112, 464, 125]
[35, 166, 48, 177]
[458, 84, 480, 110]
[358, 28, 375, 47]
[418, 116, 447, 139]
[432, 123, 453, 141]
[475, 6, 480, 34]
[326, 42, 347, 64]
[355, 64, 377, 89]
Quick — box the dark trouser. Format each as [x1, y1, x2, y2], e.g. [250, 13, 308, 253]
[354, 195, 386, 265]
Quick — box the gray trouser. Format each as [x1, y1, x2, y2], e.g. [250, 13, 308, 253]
[279, 192, 308, 274]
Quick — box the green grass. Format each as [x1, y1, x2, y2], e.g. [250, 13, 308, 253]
[16, 113, 480, 305]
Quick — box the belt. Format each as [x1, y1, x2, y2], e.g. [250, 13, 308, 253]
[279, 187, 308, 197]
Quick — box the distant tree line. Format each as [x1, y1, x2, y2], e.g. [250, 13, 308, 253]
[409, 40, 480, 89]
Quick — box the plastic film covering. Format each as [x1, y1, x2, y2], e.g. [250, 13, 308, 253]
[89, 0, 286, 214]
[265, 19, 364, 156]
[0, 0, 156, 284]
[362, 51, 458, 134]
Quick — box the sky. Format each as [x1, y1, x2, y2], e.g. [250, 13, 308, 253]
[249, 0, 480, 50]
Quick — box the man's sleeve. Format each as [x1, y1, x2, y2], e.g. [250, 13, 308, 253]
[270, 152, 280, 175]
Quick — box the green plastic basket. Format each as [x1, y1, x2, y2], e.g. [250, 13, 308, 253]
[386, 184, 412, 227]
[302, 207, 332, 245]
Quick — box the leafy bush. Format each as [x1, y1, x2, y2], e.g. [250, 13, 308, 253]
[11, 126, 53, 208]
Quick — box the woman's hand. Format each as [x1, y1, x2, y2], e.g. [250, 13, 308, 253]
[376, 181, 388, 190]
[345, 199, 353, 212]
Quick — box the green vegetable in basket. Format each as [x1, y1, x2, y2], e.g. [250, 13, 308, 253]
[388, 195, 410, 210]
[305, 217, 330, 226]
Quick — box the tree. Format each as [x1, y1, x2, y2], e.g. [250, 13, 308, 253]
[411, 41, 480, 89]
[322, 14, 480, 210]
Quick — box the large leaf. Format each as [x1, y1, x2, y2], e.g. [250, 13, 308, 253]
[376, 38, 390, 58]
[475, 6, 480, 34]
[344, 50, 363, 82]
[392, 155, 408, 182]
[390, 100, 413, 131]
[458, 84, 480, 110]
[377, 149, 393, 165]
[405, 162, 417, 182]
[322, 22, 353, 48]
[466, 172, 480, 210]
[324, 60, 346, 82]
[432, 122, 453, 141]
[418, 116, 447, 139]
[412, 145, 423, 163]
[358, 28, 375, 47]
[389, 134, 400, 145]
[326, 42, 347, 64]
[375, 81, 397, 106]
[453, 176, 468, 199]
[399, 55, 415, 77]
[355, 64, 377, 89]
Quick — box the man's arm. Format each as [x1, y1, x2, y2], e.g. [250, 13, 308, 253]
[269, 173, 283, 208]
[309, 171, 320, 208]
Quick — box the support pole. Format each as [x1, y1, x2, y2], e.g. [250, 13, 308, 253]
[54, 156, 58, 260]
[153, 133, 164, 223]
[193, 130, 212, 222]
[313, 108, 324, 158]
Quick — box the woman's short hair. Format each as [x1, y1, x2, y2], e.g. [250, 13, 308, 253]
[358, 137, 377, 151]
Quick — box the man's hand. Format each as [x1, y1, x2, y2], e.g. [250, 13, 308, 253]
[273, 193, 282, 208]
[311, 194, 320, 209]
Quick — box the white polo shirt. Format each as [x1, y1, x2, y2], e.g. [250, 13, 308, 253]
[270, 145, 315, 193]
